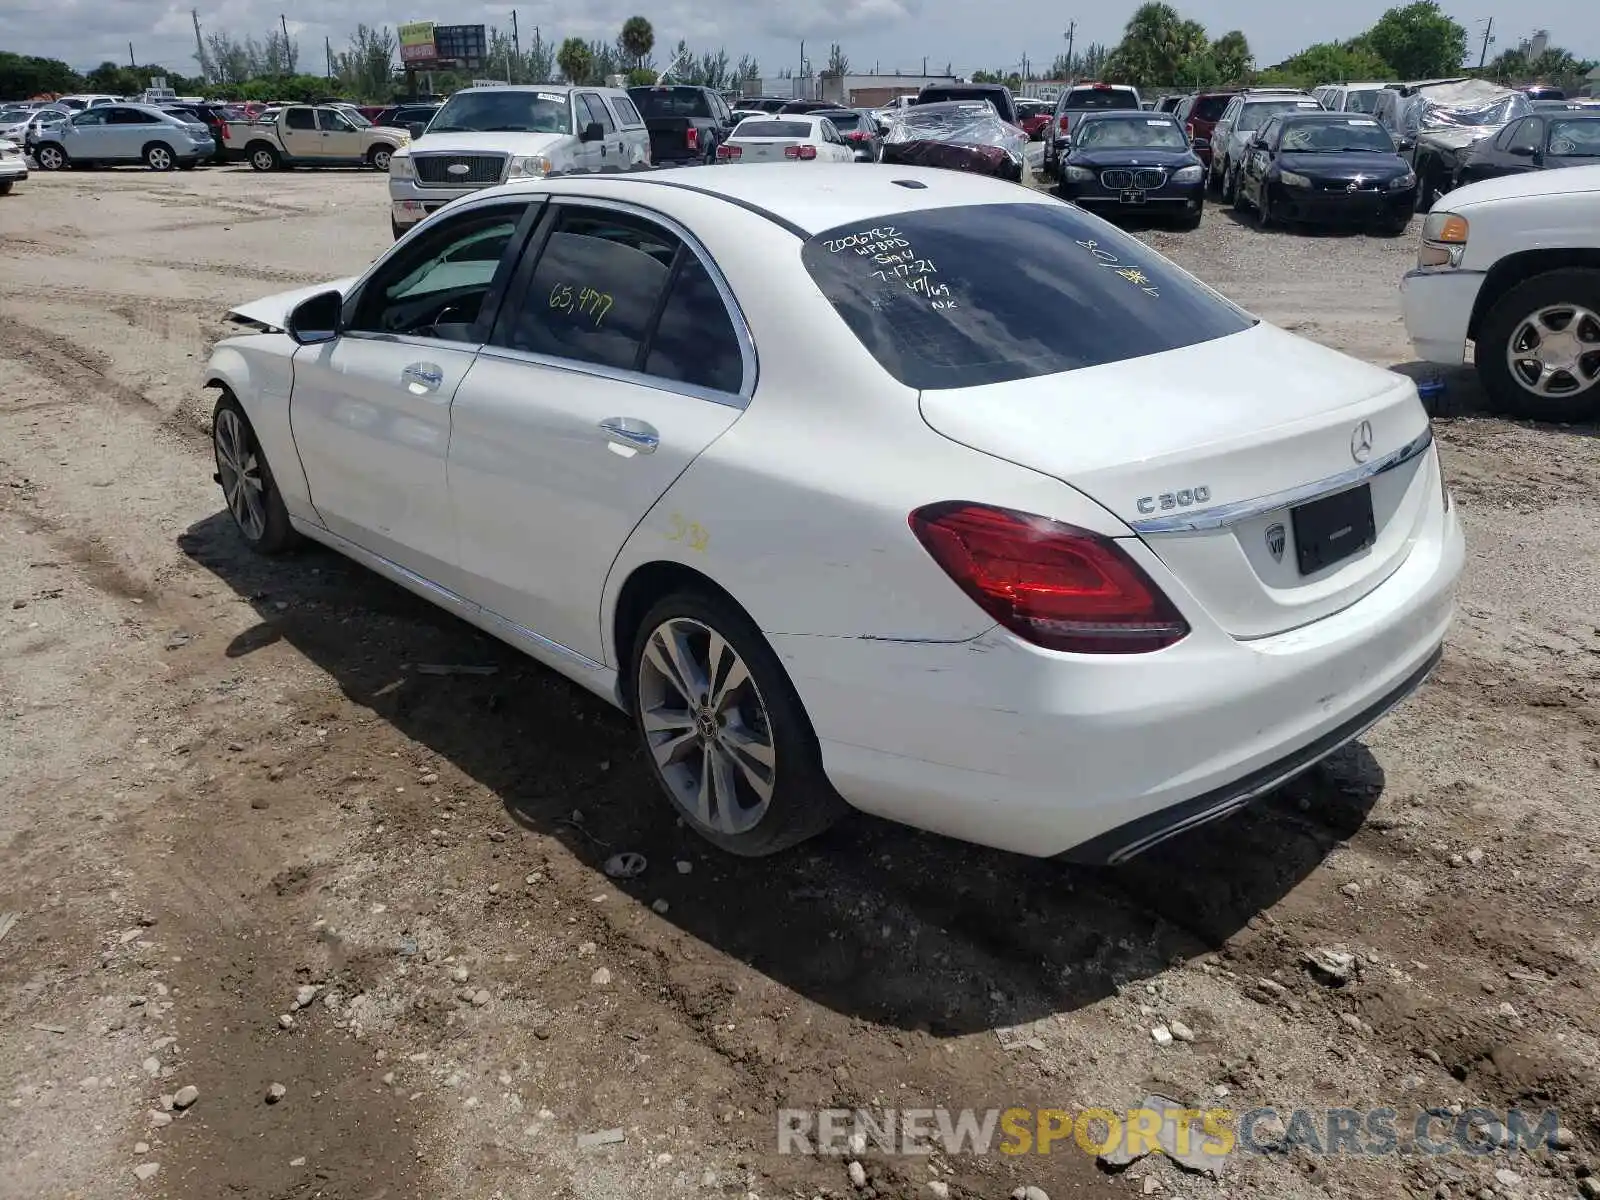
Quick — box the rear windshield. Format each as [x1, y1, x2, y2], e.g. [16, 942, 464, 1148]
[821, 111, 864, 131]
[1190, 95, 1232, 121]
[1063, 88, 1140, 110]
[1074, 116, 1188, 149]
[428, 90, 572, 135]
[1239, 99, 1319, 130]
[1343, 89, 1382, 114]
[922, 88, 1004, 105]
[628, 86, 713, 119]
[735, 120, 812, 138]
[801, 203, 1253, 390]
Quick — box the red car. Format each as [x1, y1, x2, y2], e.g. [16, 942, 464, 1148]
[1015, 97, 1053, 140]
[1172, 90, 1239, 169]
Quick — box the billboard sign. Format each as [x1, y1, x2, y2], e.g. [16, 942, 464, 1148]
[399, 21, 437, 64]
[433, 24, 488, 68]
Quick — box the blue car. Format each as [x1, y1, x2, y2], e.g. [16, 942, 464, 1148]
[1053, 110, 1206, 229]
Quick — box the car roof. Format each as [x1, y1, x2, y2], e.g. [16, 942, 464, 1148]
[1275, 111, 1382, 122]
[490, 163, 1047, 236]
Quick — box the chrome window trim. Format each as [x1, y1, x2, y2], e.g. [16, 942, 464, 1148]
[1129, 425, 1434, 534]
[491, 192, 758, 402]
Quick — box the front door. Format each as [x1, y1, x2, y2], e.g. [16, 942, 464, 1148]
[289, 200, 538, 588]
[315, 107, 363, 160]
[449, 200, 751, 661]
[577, 93, 618, 168]
[65, 108, 113, 158]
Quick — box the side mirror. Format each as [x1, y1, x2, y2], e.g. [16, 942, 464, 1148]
[580, 121, 604, 143]
[1508, 143, 1535, 157]
[286, 290, 343, 346]
[407, 121, 427, 140]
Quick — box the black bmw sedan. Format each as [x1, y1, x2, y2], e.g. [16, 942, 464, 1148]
[1234, 112, 1417, 235]
[1053, 110, 1206, 229]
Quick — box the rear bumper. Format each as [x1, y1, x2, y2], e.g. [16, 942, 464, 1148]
[1401, 268, 1484, 365]
[771, 489, 1463, 860]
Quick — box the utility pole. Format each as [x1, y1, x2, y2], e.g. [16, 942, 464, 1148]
[799, 40, 804, 96]
[511, 10, 521, 82]
[1476, 17, 1494, 70]
[922, 55, 928, 75]
[129, 42, 137, 68]
[192, 9, 206, 83]
[325, 35, 333, 81]
[1064, 20, 1076, 76]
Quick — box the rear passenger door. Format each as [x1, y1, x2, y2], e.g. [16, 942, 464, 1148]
[280, 106, 318, 158]
[605, 93, 650, 166]
[448, 199, 751, 661]
[105, 106, 157, 159]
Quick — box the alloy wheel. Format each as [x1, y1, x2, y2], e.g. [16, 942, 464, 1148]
[251, 149, 274, 171]
[1505, 304, 1600, 399]
[214, 407, 267, 541]
[148, 146, 172, 171]
[372, 148, 391, 171]
[636, 617, 777, 836]
[38, 146, 64, 170]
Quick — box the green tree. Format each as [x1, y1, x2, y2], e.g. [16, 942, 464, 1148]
[825, 43, 849, 77]
[333, 24, 397, 103]
[1105, 3, 1210, 84]
[1210, 30, 1252, 81]
[557, 37, 591, 84]
[627, 67, 658, 85]
[1489, 44, 1591, 79]
[735, 55, 759, 84]
[620, 16, 655, 68]
[520, 31, 555, 83]
[0, 50, 83, 97]
[1364, 2, 1467, 79]
[1271, 40, 1395, 85]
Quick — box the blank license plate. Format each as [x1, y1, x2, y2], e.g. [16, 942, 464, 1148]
[1290, 485, 1376, 575]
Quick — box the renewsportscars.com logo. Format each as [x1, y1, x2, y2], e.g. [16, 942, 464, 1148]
[777, 1105, 1565, 1161]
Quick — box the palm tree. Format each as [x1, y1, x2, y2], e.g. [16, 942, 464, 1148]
[1210, 30, 1252, 82]
[620, 17, 654, 69]
[556, 36, 591, 84]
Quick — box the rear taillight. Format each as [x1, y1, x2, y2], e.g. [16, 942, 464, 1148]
[1058, 115, 1070, 133]
[784, 145, 817, 159]
[908, 502, 1189, 653]
[716, 143, 741, 160]
[1185, 121, 1194, 139]
[847, 131, 870, 141]
[686, 127, 698, 149]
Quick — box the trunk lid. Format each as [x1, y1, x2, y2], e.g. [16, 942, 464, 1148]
[726, 137, 800, 163]
[918, 323, 1437, 639]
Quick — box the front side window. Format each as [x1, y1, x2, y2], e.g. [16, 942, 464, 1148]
[801, 203, 1254, 391]
[285, 108, 316, 130]
[318, 109, 355, 132]
[579, 94, 615, 133]
[72, 110, 108, 127]
[1506, 118, 1543, 154]
[503, 207, 678, 371]
[349, 205, 525, 340]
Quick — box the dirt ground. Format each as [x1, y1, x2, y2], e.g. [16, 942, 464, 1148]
[1, 167, 1596, 1200]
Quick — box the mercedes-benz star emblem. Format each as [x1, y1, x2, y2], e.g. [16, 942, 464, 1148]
[1350, 419, 1374, 463]
[1265, 522, 1286, 561]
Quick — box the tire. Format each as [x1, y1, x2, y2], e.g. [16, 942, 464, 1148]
[1414, 162, 1434, 213]
[1221, 159, 1238, 204]
[1475, 269, 1600, 423]
[211, 391, 299, 554]
[1256, 185, 1273, 230]
[1380, 213, 1411, 238]
[1231, 176, 1249, 212]
[0, 180, 11, 196]
[178, 161, 197, 171]
[247, 143, 280, 172]
[391, 218, 406, 240]
[1175, 208, 1202, 231]
[145, 143, 175, 171]
[367, 145, 392, 172]
[628, 590, 847, 857]
[1207, 160, 1222, 196]
[35, 143, 67, 171]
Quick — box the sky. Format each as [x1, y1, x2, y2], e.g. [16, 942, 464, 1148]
[5, 0, 1597, 82]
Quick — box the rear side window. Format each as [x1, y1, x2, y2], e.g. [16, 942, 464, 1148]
[1191, 95, 1232, 122]
[735, 120, 812, 138]
[1062, 88, 1140, 110]
[644, 255, 745, 394]
[800, 203, 1254, 391]
[504, 208, 678, 371]
[610, 96, 643, 126]
[286, 108, 315, 130]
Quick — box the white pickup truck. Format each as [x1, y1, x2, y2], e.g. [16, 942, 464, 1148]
[1401, 164, 1600, 422]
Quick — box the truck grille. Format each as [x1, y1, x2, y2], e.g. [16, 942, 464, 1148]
[412, 153, 507, 185]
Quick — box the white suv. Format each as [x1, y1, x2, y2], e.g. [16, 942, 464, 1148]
[1208, 89, 1322, 201]
[388, 85, 649, 238]
[1401, 164, 1600, 422]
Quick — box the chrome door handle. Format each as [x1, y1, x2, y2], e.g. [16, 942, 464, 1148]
[402, 362, 444, 390]
[598, 417, 659, 453]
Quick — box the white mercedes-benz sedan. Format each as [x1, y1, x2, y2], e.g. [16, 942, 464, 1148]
[204, 163, 1464, 863]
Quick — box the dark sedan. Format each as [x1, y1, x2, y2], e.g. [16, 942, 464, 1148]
[1235, 112, 1416, 234]
[1451, 112, 1600, 189]
[1053, 111, 1205, 229]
